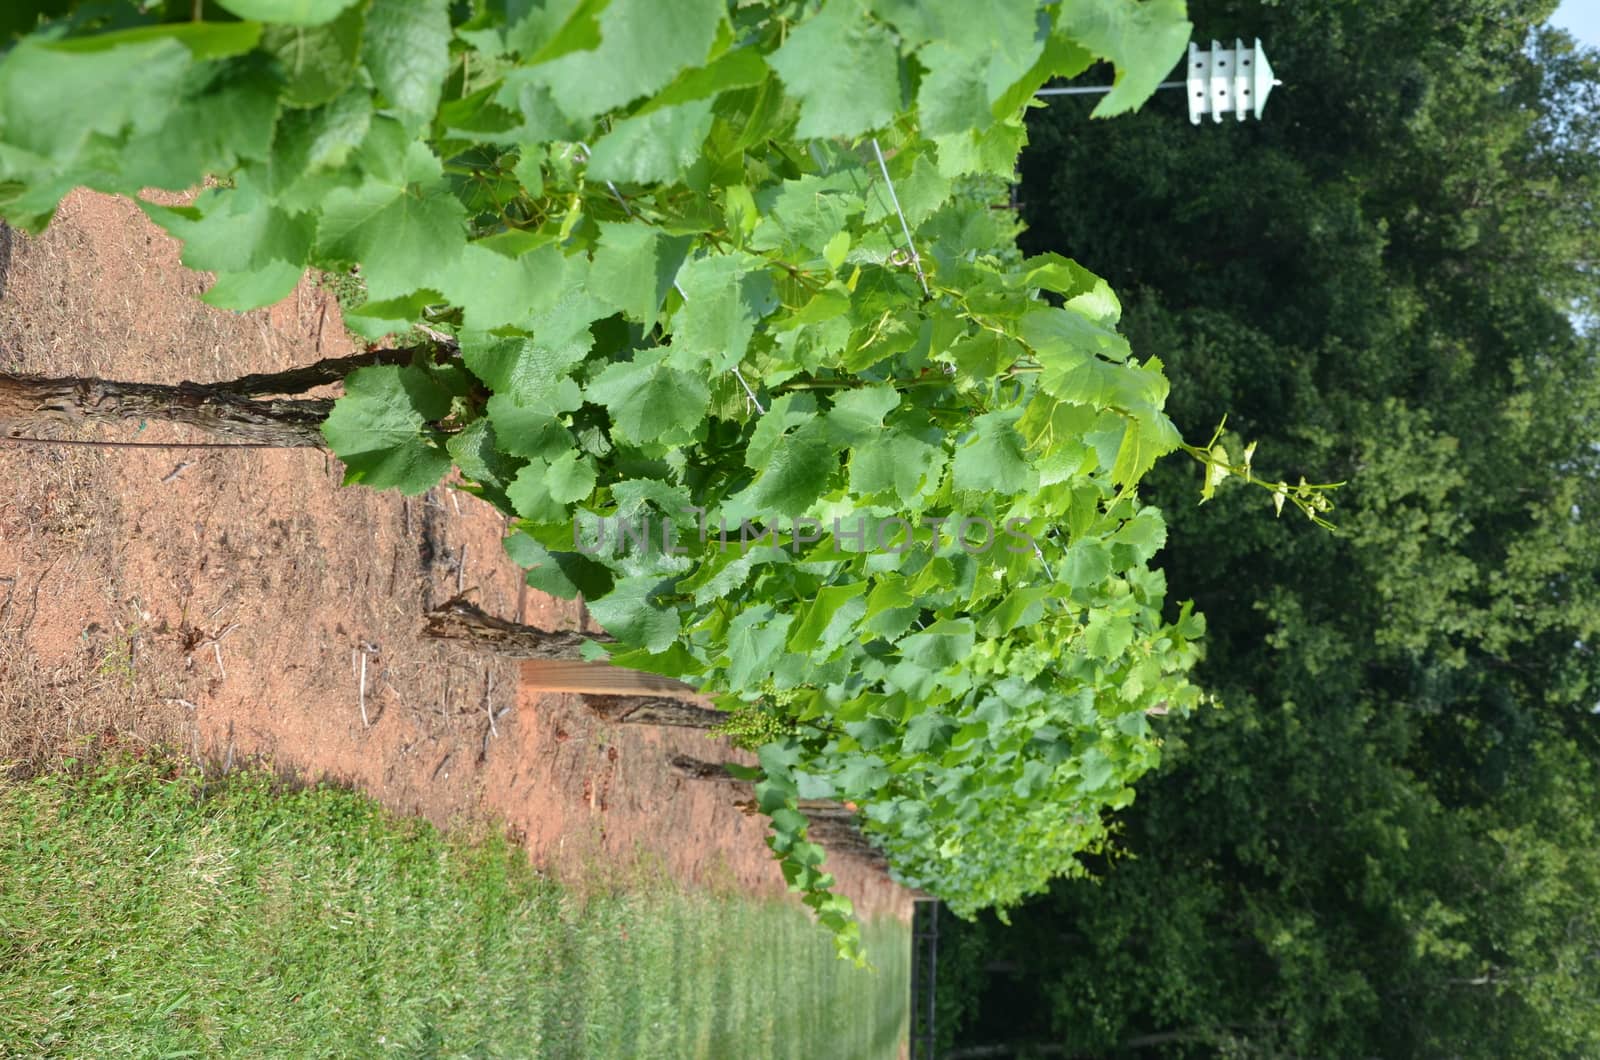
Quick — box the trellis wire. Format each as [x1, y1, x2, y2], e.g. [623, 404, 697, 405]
[870, 138, 931, 297]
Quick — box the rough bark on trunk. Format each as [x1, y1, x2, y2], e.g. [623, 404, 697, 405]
[668, 753, 744, 783]
[674, 755, 885, 862]
[219, 348, 417, 396]
[585, 694, 727, 728]
[1, 371, 331, 446]
[422, 596, 613, 659]
[808, 817, 889, 867]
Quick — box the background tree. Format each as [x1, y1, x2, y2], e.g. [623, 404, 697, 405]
[943, 0, 1600, 1054]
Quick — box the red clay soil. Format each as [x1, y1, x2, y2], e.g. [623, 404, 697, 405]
[0, 190, 909, 924]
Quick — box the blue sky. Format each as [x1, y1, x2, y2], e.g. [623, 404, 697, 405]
[1552, 0, 1600, 47]
[1550, 2, 1598, 336]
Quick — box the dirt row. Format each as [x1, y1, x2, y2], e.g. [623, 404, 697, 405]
[0, 190, 909, 923]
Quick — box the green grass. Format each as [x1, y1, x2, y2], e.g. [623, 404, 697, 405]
[0, 753, 909, 1058]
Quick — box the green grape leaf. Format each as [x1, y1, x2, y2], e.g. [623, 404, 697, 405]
[268, 88, 374, 187]
[849, 427, 944, 505]
[992, 15, 1095, 114]
[1020, 305, 1131, 364]
[41, 21, 264, 61]
[930, 118, 1027, 179]
[487, 394, 577, 461]
[864, 576, 916, 619]
[726, 609, 793, 689]
[1111, 506, 1167, 562]
[1112, 410, 1181, 487]
[671, 252, 778, 373]
[611, 478, 697, 524]
[978, 585, 1054, 637]
[217, 0, 361, 25]
[467, 334, 592, 413]
[1061, 539, 1112, 589]
[788, 581, 869, 655]
[895, 619, 975, 671]
[321, 365, 453, 494]
[504, 0, 610, 63]
[915, 41, 993, 136]
[863, 152, 952, 231]
[946, 331, 1023, 376]
[0, 36, 191, 166]
[363, 0, 452, 130]
[903, 0, 1046, 136]
[338, 289, 437, 341]
[505, 531, 615, 601]
[1176, 601, 1206, 640]
[463, 291, 603, 407]
[952, 410, 1037, 494]
[585, 350, 710, 446]
[1056, 0, 1193, 119]
[586, 576, 681, 652]
[513, 144, 545, 197]
[587, 99, 717, 185]
[1016, 397, 1098, 482]
[524, 0, 725, 120]
[437, 243, 570, 331]
[794, 771, 837, 801]
[750, 170, 869, 257]
[1083, 610, 1134, 660]
[261, 4, 366, 108]
[507, 459, 568, 522]
[315, 129, 467, 299]
[903, 712, 958, 755]
[768, 0, 902, 139]
[545, 450, 598, 504]
[836, 754, 890, 796]
[1078, 746, 1116, 791]
[1014, 252, 1098, 300]
[1012, 758, 1053, 798]
[635, 46, 769, 114]
[203, 261, 307, 311]
[112, 62, 283, 192]
[446, 418, 524, 491]
[727, 415, 836, 519]
[588, 222, 693, 330]
[822, 386, 900, 445]
[141, 179, 312, 278]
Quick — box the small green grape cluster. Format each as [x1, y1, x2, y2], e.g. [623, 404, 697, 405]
[716, 695, 800, 750]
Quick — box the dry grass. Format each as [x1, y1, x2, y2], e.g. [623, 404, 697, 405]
[0, 624, 188, 780]
[0, 195, 261, 386]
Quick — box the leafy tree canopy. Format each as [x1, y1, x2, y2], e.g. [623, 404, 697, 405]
[944, 0, 1600, 1052]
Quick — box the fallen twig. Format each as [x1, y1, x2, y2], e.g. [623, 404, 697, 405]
[484, 669, 497, 737]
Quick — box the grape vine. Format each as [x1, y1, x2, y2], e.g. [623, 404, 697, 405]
[0, 0, 1337, 964]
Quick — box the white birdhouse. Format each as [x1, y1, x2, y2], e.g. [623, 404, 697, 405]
[1186, 38, 1280, 124]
